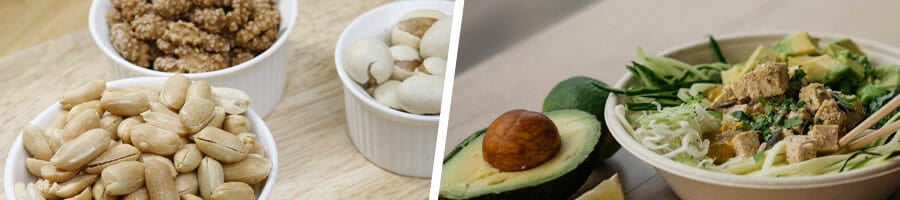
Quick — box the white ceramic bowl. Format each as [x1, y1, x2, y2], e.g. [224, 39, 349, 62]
[334, 1, 453, 178]
[605, 32, 900, 200]
[4, 77, 279, 199]
[87, 0, 298, 117]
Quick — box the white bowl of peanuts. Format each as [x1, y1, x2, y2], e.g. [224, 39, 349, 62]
[87, 0, 298, 117]
[4, 76, 278, 200]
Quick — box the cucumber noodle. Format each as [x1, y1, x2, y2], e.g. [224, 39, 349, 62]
[617, 102, 900, 177]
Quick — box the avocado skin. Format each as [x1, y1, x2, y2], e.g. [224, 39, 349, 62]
[442, 129, 601, 200]
[465, 148, 599, 200]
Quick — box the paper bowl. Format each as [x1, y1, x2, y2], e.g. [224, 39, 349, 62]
[3, 77, 278, 199]
[87, 0, 298, 117]
[604, 32, 900, 200]
[334, 1, 453, 178]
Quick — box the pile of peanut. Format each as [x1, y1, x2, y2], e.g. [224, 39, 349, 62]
[16, 75, 271, 200]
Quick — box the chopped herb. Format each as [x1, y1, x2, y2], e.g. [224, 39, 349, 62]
[887, 150, 900, 160]
[784, 116, 803, 128]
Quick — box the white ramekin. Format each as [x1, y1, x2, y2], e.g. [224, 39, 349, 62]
[3, 77, 278, 199]
[87, 0, 298, 117]
[605, 32, 900, 200]
[334, 1, 454, 178]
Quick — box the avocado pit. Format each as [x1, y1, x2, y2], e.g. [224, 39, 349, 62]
[482, 109, 561, 172]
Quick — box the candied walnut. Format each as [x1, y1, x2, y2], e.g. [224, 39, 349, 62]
[194, 0, 231, 7]
[230, 48, 254, 65]
[239, 28, 276, 53]
[163, 21, 204, 46]
[189, 7, 227, 33]
[174, 47, 229, 73]
[156, 38, 177, 55]
[224, 0, 251, 32]
[201, 32, 231, 53]
[235, 10, 279, 46]
[153, 56, 181, 72]
[110, 23, 154, 67]
[112, 0, 151, 21]
[131, 14, 167, 40]
[107, 10, 124, 24]
[151, 0, 193, 19]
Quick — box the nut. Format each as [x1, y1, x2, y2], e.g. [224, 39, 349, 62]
[160, 74, 191, 110]
[482, 109, 561, 172]
[198, 157, 224, 199]
[48, 110, 69, 130]
[45, 128, 63, 153]
[193, 127, 248, 163]
[212, 87, 251, 115]
[419, 17, 451, 59]
[51, 129, 112, 171]
[93, 178, 117, 200]
[175, 172, 199, 196]
[187, 80, 213, 101]
[418, 57, 446, 75]
[23, 125, 54, 160]
[179, 98, 216, 133]
[67, 100, 104, 121]
[210, 182, 254, 200]
[35, 179, 57, 199]
[101, 161, 145, 195]
[396, 74, 444, 114]
[41, 165, 77, 183]
[52, 174, 97, 198]
[130, 124, 182, 156]
[223, 154, 271, 185]
[67, 187, 93, 200]
[222, 114, 250, 134]
[208, 106, 226, 129]
[122, 187, 149, 200]
[149, 101, 178, 115]
[101, 89, 150, 116]
[62, 110, 101, 142]
[60, 80, 106, 110]
[100, 113, 123, 140]
[389, 45, 421, 80]
[117, 116, 145, 144]
[174, 144, 203, 173]
[182, 194, 204, 200]
[372, 80, 403, 110]
[85, 143, 140, 174]
[143, 155, 179, 200]
[141, 111, 189, 136]
[25, 158, 50, 177]
[345, 38, 394, 85]
[391, 10, 446, 48]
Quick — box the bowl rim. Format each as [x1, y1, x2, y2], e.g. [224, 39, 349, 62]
[87, 0, 298, 79]
[334, 1, 453, 123]
[3, 77, 279, 199]
[604, 31, 900, 189]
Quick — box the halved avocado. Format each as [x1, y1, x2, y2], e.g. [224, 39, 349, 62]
[789, 55, 863, 84]
[440, 110, 601, 199]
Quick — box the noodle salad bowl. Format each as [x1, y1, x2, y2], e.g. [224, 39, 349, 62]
[604, 32, 900, 200]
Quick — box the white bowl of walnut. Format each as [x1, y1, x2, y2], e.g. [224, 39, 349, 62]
[88, 0, 298, 117]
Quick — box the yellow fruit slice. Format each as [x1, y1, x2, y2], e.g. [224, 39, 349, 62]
[576, 173, 624, 200]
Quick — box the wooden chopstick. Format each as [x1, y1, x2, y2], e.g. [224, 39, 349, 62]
[838, 95, 900, 148]
[846, 120, 900, 150]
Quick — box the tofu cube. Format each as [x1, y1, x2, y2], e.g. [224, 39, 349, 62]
[786, 135, 818, 164]
[731, 131, 760, 158]
[809, 125, 840, 153]
[731, 62, 790, 101]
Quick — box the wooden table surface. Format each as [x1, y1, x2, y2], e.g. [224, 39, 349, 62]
[447, 0, 900, 199]
[0, 0, 433, 199]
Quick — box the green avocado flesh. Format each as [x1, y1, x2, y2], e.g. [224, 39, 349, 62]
[440, 110, 601, 199]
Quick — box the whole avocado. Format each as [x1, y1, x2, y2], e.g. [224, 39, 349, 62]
[542, 76, 620, 160]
